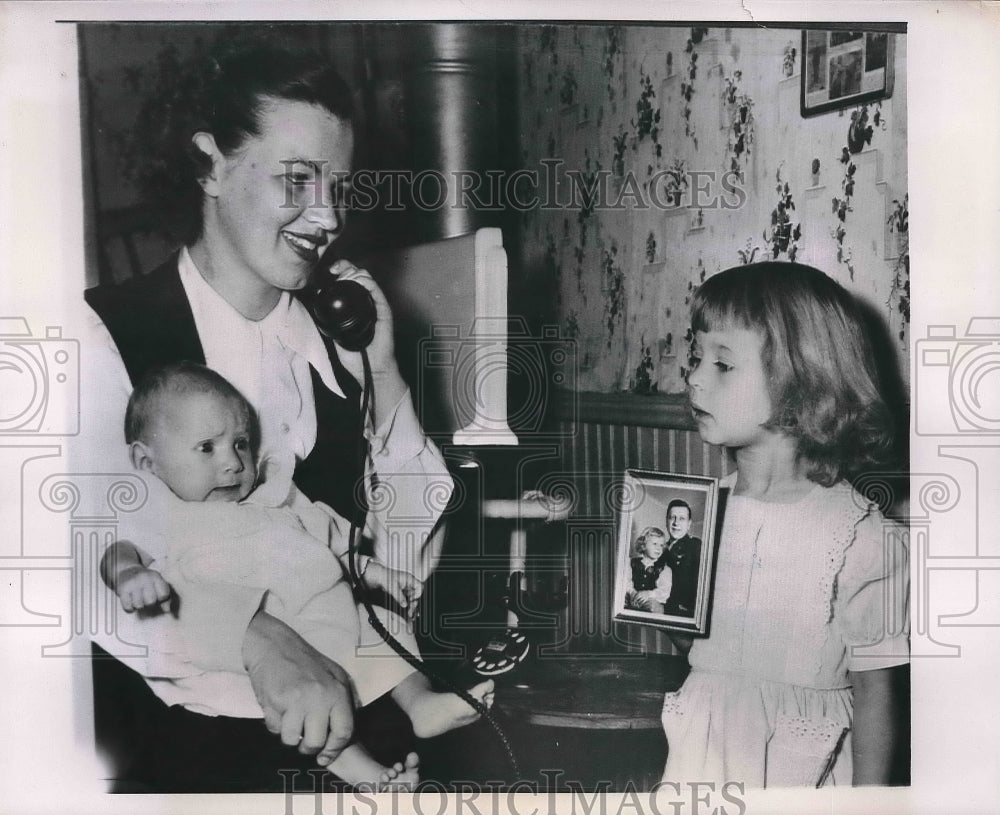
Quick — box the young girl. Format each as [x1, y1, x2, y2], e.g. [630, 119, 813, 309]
[627, 526, 673, 612]
[661, 261, 908, 788]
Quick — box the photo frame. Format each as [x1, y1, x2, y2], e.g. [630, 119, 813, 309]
[612, 469, 720, 635]
[801, 30, 894, 117]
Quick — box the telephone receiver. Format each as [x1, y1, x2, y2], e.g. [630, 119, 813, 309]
[300, 274, 377, 352]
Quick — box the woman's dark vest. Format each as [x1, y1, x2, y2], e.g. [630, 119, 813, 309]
[84, 256, 366, 524]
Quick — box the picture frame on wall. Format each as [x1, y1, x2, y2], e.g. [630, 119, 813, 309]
[611, 469, 720, 635]
[801, 30, 895, 117]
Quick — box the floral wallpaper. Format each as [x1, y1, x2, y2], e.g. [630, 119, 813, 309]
[516, 25, 909, 395]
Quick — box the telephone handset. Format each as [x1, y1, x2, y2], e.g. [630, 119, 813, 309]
[301, 274, 377, 352]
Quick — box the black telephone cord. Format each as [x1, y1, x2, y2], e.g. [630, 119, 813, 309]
[344, 349, 522, 781]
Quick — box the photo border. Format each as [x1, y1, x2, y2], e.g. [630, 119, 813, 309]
[611, 469, 719, 635]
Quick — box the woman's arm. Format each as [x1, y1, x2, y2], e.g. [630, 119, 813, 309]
[242, 607, 355, 764]
[363, 391, 452, 580]
[316, 261, 452, 583]
[849, 665, 902, 785]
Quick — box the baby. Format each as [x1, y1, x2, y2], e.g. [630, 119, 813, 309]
[100, 362, 494, 790]
[626, 526, 672, 613]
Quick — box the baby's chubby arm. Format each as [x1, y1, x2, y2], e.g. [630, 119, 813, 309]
[358, 558, 424, 619]
[100, 540, 172, 614]
[295, 493, 425, 618]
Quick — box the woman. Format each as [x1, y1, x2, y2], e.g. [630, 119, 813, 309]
[79, 37, 453, 792]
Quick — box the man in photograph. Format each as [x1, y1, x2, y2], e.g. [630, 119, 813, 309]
[657, 499, 703, 617]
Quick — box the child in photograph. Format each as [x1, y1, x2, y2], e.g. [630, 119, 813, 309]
[658, 499, 702, 617]
[626, 526, 673, 613]
[101, 362, 494, 790]
[661, 262, 908, 788]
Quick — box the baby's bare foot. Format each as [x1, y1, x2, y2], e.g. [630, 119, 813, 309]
[379, 752, 420, 791]
[326, 744, 403, 791]
[409, 679, 495, 739]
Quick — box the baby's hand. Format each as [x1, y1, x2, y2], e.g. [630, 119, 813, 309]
[115, 565, 172, 613]
[362, 561, 424, 618]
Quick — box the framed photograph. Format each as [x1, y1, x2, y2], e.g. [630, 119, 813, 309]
[611, 469, 720, 635]
[801, 30, 894, 116]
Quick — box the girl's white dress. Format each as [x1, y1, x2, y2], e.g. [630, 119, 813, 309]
[660, 475, 909, 787]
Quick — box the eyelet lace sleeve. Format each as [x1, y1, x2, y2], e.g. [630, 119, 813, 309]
[832, 496, 910, 671]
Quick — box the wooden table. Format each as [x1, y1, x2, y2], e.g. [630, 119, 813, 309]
[494, 653, 689, 790]
[499, 653, 688, 728]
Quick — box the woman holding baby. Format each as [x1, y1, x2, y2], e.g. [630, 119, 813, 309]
[79, 35, 476, 792]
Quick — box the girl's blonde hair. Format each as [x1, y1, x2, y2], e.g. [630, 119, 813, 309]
[634, 526, 667, 556]
[690, 262, 896, 486]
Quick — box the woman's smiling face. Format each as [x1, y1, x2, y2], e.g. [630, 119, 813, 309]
[206, 96, 354, 298]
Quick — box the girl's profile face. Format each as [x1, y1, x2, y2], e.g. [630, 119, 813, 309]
[687, 324, 773, 450]
[207, 96, 354, 297]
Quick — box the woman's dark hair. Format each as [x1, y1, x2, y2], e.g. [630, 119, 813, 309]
[133, 35, 354, 245]
[689, 261, 896, 487]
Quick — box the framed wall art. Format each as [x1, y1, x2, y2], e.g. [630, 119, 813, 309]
[801, 30, 894, 117]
